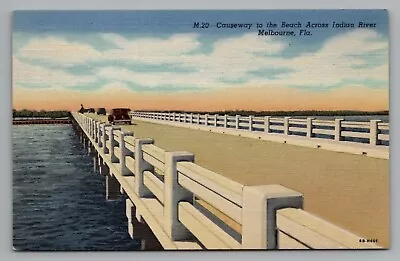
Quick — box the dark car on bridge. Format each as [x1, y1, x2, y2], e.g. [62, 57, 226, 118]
[108, 108, 132, 125]
[97, 108, 107, 115]
[88, 108, 95, 113]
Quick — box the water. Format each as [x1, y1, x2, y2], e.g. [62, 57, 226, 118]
[13, 125, 140, 251]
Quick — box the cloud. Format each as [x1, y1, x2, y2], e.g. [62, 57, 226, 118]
[12, 57, 96, 88]
[16, 36, 102, 66]
[95, 30, 388, 90]
[94, 33, 288, 88]
[13, 29, 388, 91]
[244, 29, 388, 87]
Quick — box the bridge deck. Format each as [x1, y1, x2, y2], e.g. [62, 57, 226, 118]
[88, 113, 389, 248]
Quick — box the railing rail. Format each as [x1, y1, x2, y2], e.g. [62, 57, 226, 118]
[72, 112, 383, 250]
[130, 111, 389, 146]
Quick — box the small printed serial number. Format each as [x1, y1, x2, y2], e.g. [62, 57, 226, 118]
[359, 239, 378, 243]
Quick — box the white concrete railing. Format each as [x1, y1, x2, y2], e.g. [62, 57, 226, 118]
[72, 112, 382, 250]
[131, 111, 389, 146]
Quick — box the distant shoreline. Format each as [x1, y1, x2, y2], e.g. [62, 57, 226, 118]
[13, 109, 70, 119]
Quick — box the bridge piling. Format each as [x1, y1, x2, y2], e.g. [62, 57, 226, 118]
[126, 199, 163, 250]
[105, 174, 120, 200]
[99, 157, 109, 176]
[93, 155, 98, 172]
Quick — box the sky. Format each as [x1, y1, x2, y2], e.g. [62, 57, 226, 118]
[12, 10, 389, 111]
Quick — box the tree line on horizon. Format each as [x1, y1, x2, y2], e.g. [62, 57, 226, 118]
[13, 109, 70, 119]
[136, 110, 389, 117]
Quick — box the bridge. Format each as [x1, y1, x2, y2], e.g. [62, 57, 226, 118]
[71, 112, 388, 250]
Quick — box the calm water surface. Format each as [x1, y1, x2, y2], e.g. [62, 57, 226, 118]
[13, 125, 139, 251]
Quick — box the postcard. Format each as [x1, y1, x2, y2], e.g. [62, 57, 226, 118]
[12, 10, 389, 251]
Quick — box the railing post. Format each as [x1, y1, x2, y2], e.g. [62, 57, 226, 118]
[334, 119, 344, 141]
[91, 118, 94, 138]
[119, 131, 134, 176]
[109, 127, 121, 163]
[197, 113, 200, 124]
[249, 116, 253, 131]
[242, 184, 303, 249]
[88, 118, 91, 137]
[369, 120, 381, 145]
[204, 114, 208, 126]
[134, 138, 154, 198]
[97, 122, 102, 146]
[224, 114, 228, 128]
[190, 113, 194, 124]
[93, 120, 97, 141]
[283, 117, 291, 135]
[87, 117, 90, 136]
[306, 117, 314, 138]
[264, 116, 270, 133]
[102, 124, 111, 154]
[172, 112, 176, 122]
[214, 114, 218, 127]
[164, 151, 195, 240]
[235, 115, 240, 129]
[92, 119, 96, 139]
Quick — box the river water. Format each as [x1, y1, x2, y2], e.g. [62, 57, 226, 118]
[13, 125, 139, 251]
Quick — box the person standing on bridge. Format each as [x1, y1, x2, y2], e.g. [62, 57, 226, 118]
[79, 104, 85, 113]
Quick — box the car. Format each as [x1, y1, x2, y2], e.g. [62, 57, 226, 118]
[97, 108, 107, 115]
[108, 108, 132, 125]
[88, 108, 95, 113]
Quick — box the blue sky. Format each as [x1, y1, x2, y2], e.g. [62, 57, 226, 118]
[12, 10, 389, 105]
